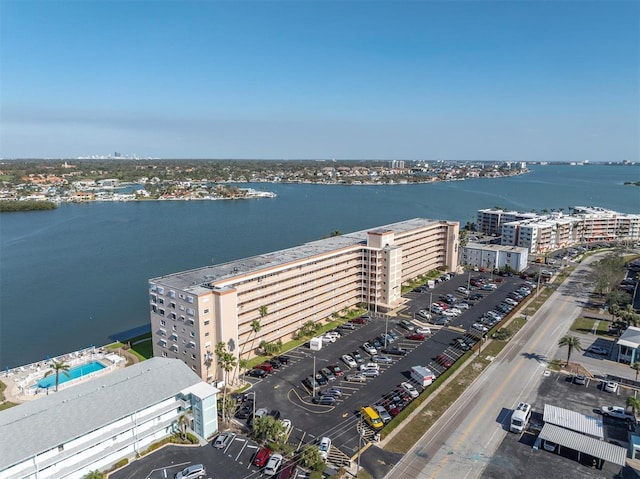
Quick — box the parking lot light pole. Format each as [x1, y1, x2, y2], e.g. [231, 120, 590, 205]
[384, 315, 389, 349]
[312, 355, 316, 398]
[356, 411, 363, 477]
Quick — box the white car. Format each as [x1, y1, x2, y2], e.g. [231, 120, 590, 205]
[417, 310, 432, 320]
[341, 354, 357, 368]
[457, 287, 470, 295]
[456, 302, 470, 310]
[601, 406, 634, 420]
[264, 453, 284, 476]
[362, 342, 377, 355]
[371, 354, 393, 364]
[346, 372, 367, 382]
[280, 419, 292, 438]
[213, 431, 236, 449]
[360, 363, 380, 372]
[604, 382, 619, 393]
[472, 323, 489, 333]
[318, 437, 331, 461]
[400, 381, 419, 398]
[431, 304, 444, 314]
[416, 326, 431, 335]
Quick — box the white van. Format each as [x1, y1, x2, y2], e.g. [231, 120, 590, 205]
[510, 402, 531, 433]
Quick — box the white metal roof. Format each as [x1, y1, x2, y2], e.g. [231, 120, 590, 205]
[0, 358, 211, 470]
[538, 423, 626, 466]
[618, 326, 640, 349]
[543, 404, 604, 439]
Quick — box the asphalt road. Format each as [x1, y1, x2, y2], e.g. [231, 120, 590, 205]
[384, 256, 603, 479]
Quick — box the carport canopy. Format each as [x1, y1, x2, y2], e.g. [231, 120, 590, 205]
[543, 404, 604, 439]
[538, 423, 627, 466]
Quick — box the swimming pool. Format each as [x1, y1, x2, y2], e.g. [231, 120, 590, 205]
[34, 361, 105, 389]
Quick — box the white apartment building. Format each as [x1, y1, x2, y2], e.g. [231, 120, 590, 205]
[0, 358, 218, 479]
[149, 218, 459, 382]
[478, 206, 640, 254]
[460, 243, 529, 272]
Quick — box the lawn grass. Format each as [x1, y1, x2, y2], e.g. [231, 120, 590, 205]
[131, 338, 153, 359]
[0, 380, 18, 410]
[571, 317, 596, 333]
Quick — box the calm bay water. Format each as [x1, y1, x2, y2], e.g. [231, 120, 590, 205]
[1, 164, 638, 369]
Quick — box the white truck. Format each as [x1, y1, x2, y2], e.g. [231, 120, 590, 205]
[410, 366, 436, 387]
[510, 402, 532, 433]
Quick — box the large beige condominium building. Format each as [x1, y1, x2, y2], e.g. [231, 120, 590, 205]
[476, 208, 538, 236]
[149, 218, 459, 382]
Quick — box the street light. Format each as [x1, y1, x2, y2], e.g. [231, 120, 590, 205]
[356, 411, 364, 477]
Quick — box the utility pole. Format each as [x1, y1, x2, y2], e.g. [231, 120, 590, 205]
[356, 411, 363, 477]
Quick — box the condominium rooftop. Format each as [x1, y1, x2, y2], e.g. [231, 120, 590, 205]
[465, 242, 528, 253]
[151, 218, 447, 293]
[0, 358, 211, 469]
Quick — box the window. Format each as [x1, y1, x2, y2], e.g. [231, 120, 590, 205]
[170, 313, 176, 320]
[160, 320, 166, 326]
[158, 298, 164, 305]
[203, 309, 209, 314]
[170, 302, 176, 309]
[158, 309, 165, 316]
[168, 290, 176, 298]
[190, 331, 195, 337]
[162, 351, 167, 357]
[191, 353, 196, 359]
[179, 293, 185, 299]
[151, 305, 157, 313]
[157, 287, 164, 295]
[160, 339, 167, 348]
[187, 296, 194, 304]
[204, 320, 210, 326]
[205, 332, 210, 337]
[150, 294, 157, 303]
[187, 319, 195, 326]
[150, 283, 157, 291]
[186, 308, 195, 316]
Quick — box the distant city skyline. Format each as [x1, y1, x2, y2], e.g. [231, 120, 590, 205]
[1, 1, 638, 162]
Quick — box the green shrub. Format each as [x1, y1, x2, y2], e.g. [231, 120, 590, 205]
[113, 458, 128, 469]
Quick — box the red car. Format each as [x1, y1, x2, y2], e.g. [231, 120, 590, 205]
[435, 354, 452, 368]
[352, 317, 368, 324]
[253, 446, 272, 467]
[406, 333, 426, 341]
[255, 362, 274, 373]
[328, 365, 344, 377]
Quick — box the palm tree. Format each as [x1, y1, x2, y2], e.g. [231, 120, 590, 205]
[557, 335, 583, 367]
[177, 413, 189, 440]
[627, 396, 640, 416]
[44, 360, 70, 392]
[215, 342, 237, 424]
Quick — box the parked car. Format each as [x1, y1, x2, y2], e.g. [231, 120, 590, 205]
[318, 437, 332, 461]
[371, 354, 393, 364]
[435, 354, 452, 367]
[312, 395, 337, 405]
[457, 286, 470, 295]
[268, 359, 282, 369]
[375, 404, 392, 423]
[213, 431, 236, 449]
[328, 364, 344, 376]
[315, 373, 328, 386]
[573, 374, 587, 385]
[469, 293, 484, 301]
[302, 376, 320, 390]
[417, 310, 432, 320]
[352, 351, 365, 363]
[382, 346, 407, 356]
[248, 408, 268, 427]
[361, 368, 380, 378]
[605, 381, 619, 393]
[362, 342, 377, 355]
[416, 326, 431, 335]
[406, 333, 426, 341]
[400, 381, 419, 398]
[340, 322, 356, 330]
[264, 453, 284, 476]
[472, 323, 489, 333]
[399, 320, 415, 331]
[588, 346, 610, 355]
[268, 409, 281, 420]
[276, 355, 290, 364]
[255, 362, 274, 373]
[600, 405, 635, 421]
[247, 368, 268, 378]
[342, 354, 357, 368]
[430, 316, 450, 326]
[346, 372, 367, 382]
[253, 446, 272, 467]
[175, 464, 206, 479]
[320, 367, 336, 381]
[324, 387, 343, 398]
[351, 317, 368, 324]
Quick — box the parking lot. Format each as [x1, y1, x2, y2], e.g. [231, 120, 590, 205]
[113, 268, 549, 478]
[482, 371, 638, 479]
[237, 271, 541, 460]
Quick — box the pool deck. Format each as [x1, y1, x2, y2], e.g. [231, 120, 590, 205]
[1, 347, 127, 404]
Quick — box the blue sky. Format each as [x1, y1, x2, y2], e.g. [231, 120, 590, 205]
[1, 1, 638, 161]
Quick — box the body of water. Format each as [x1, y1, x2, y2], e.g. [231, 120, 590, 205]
[1, 164, 638, 368]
